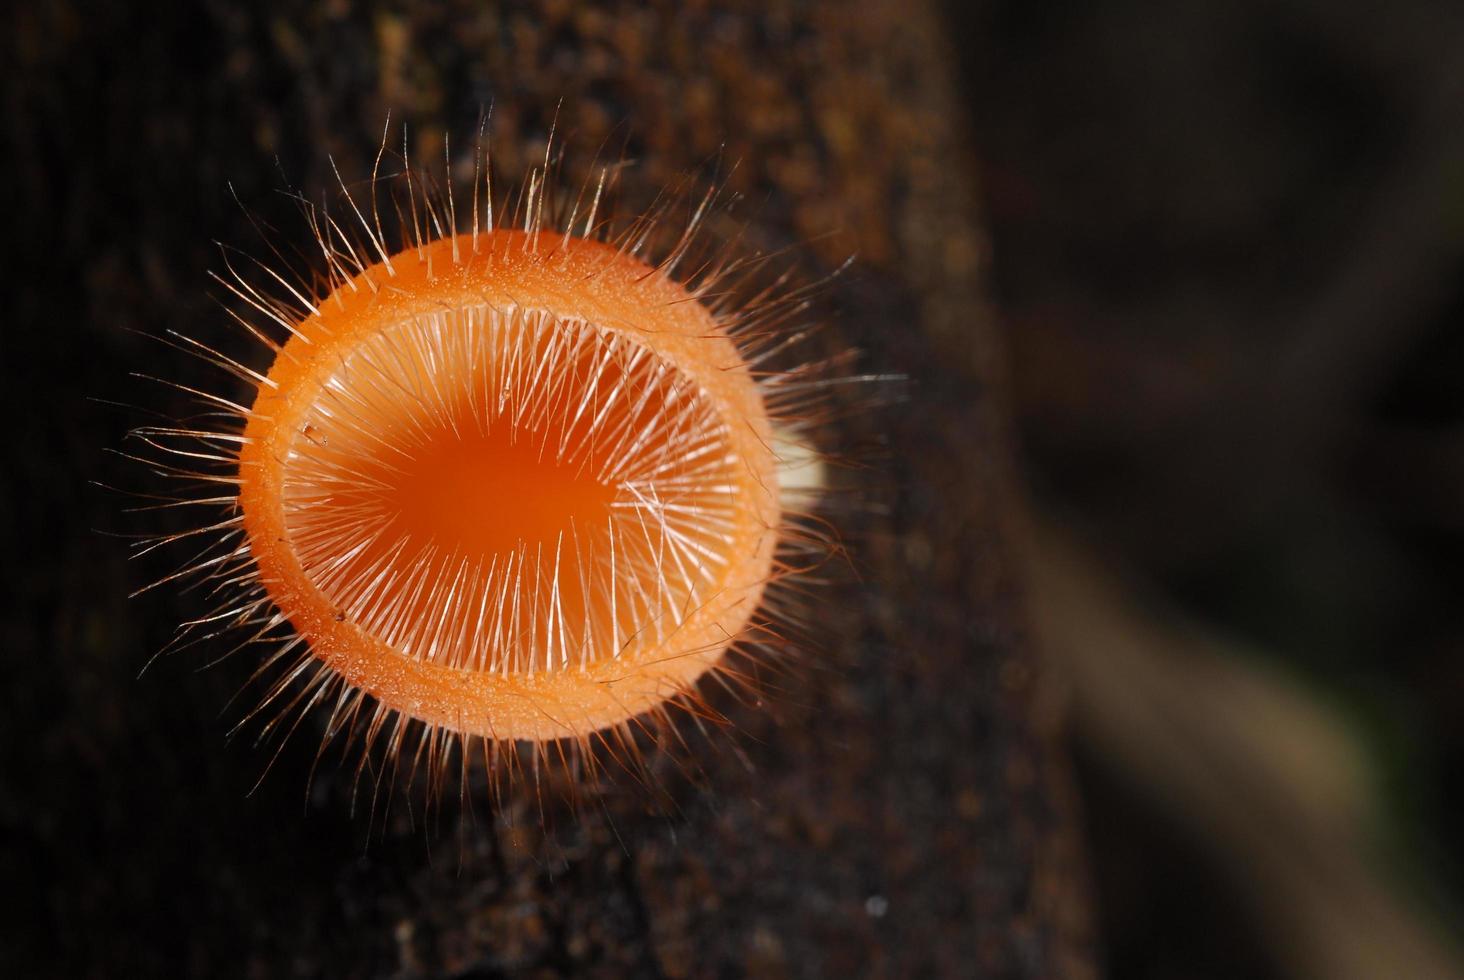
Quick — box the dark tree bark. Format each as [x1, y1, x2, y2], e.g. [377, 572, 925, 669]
[2, 2, 1093, 976]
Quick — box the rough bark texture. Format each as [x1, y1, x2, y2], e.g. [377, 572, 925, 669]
[3, 2, 1092, 976]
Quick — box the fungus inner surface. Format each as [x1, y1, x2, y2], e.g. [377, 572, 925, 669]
[280, 305, 742, 676]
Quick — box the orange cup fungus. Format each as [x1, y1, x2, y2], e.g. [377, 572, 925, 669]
[127, 134, 838, 799]
[238, 229, 781, 743]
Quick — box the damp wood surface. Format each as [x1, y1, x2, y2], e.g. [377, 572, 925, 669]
[3, 2, 1092, 976]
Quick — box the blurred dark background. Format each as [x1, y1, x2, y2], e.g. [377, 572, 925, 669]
[5, 0, 1464, 977]
[952, 2, 1464, 978]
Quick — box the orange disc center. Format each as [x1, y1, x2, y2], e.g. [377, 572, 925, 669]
[383, 416, 619, 559]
